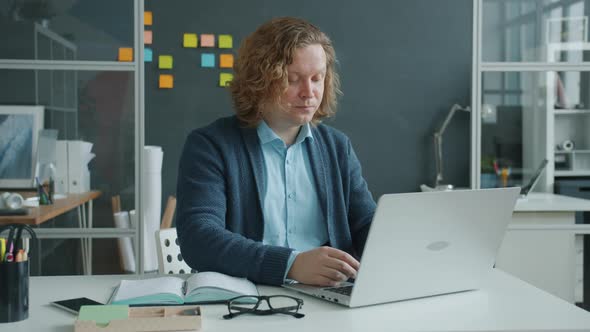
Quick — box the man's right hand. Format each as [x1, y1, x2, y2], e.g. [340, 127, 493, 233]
[286, 246, 360, 286]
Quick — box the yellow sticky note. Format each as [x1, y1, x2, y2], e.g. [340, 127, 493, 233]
[159, 74, 174, 89]
[159, 55, 173, 69]
[144, 30, 153, 44]
[219, 73, 233, 87]
[144, 11, 153, 26]
[218, 34, 233, 49]
[201, 34, 215, 47]
[118, 48, 133, 62]
[219, 54, 234, 68]
[183, 33, 198, 48]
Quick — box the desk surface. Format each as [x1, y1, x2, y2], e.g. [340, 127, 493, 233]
[0, 191, 101, 225]
[4, 269, 590, 331]
[515, 192, 590, 212]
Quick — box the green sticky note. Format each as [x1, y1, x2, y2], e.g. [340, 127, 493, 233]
[183, 33, 198, 48]
[220, 72, 233, 87]
[159, 55, 173, 69]
[78, 305, 129, 327]
[218, 34, 233, 49]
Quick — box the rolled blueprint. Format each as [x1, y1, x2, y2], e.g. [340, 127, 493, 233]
[114, 211, 136, 273]
[142, 146, 163, 272]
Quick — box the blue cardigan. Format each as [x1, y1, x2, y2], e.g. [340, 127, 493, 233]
[176, 116, 376, 285]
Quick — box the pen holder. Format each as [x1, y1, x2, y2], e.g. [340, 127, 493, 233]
[0, 260, 29, 323]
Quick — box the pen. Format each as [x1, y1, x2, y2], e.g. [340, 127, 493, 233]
[5, 243, 14, 262]
[15, 249, 24, 262]
[0, 238, 5, 263]
[5, 226, 15, 261]
[22, 237, 29, 257]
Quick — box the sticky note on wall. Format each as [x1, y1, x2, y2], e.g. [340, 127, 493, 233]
[201, 53, 215, 67]
[219, 54, 233, 68]
[144, 48, 152, 62]
[218, 35, 233, 48]
[159, 74, 174, 89]
[144, 30, 153, 44]
[219, 73, 233, 87]
[118, 48, 133, 62]
[144, 11, 153, 25]
[200, 34, 215, 47]
[183, 33, 198, 48]
[159, 55, 173, 69]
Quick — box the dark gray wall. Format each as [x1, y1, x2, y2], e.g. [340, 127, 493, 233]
[145, 0, 473, 202]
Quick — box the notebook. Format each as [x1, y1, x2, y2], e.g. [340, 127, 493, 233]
[283, 187, 520, 307]
[111, 271, 258, 306]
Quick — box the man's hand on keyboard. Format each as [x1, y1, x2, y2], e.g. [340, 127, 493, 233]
[287, 246, 359, 287]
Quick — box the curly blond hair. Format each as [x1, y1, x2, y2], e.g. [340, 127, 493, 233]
[230, 17, 341, 127]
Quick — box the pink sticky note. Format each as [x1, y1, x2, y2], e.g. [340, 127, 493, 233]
[144, 30, 153, 45]
[200, 34, 215, 47]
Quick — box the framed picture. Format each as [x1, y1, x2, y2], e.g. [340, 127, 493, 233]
[0, 105, 44, 188]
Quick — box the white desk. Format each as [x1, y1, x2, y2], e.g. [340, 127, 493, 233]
[3, 270, 590, 331]
[496, 193, 590, 303]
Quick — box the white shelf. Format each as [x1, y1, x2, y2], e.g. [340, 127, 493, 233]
[554, 109, 590, 115]
[555, 170, 590, 177]
[555, 150, 590, 154]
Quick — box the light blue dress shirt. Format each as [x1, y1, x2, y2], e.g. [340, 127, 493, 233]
[257, 121, 328, 281]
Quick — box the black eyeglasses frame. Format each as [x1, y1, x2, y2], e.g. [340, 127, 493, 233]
[223, 295, 305, 319]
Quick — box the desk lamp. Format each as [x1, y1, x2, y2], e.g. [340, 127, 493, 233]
[421, 104, 471, 192]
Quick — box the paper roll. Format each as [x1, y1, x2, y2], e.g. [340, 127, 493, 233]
[114, 211, 136, 273]
[562, 140, 574, 151]
[142, 146, 163, 272]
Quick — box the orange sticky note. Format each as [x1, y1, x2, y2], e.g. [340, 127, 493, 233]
[118, 48, 133, 62]
[201, 34, 215, 47]
[144, 30, 152, 44]
[183, 33, 198, 48]
[159, 74, 173, 89]
[144, 11, 153, 26]
[219, 73, 233, 87]
[219, 54, 233, 68]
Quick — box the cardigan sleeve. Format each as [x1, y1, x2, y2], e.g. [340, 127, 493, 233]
[346, 139, 377, 257]
[175, 130, 292, 285]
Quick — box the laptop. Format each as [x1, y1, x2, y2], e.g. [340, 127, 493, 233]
[519, 159, 548, 197]
[283, 187, 521, 307]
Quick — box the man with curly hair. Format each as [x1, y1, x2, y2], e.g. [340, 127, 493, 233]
[176, 17, 376, 287]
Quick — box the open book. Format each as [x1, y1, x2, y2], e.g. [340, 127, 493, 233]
[111, 271, 259, 305]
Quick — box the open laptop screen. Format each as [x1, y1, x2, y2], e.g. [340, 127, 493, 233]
[520, 159, 548, 196]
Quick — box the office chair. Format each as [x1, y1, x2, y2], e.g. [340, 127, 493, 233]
[155, 228, 194, 274]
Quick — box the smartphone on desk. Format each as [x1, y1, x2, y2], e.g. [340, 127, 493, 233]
[50, 297, 103, 314]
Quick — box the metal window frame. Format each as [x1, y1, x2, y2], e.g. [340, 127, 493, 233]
[473, 0, 590, 236]
[0, 0, 145, 275]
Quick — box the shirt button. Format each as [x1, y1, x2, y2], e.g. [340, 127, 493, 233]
[288, 193, 295, 199]
[288, 229, 293, 234]
[286, 159, 290, 165]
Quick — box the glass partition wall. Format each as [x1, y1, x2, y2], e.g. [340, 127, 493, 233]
[0, 0, 144, 275]
[475, 0, 590, 192]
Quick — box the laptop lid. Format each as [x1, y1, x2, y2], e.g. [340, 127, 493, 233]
[520, 159, 548, 196]
[348, 187, 520, 308]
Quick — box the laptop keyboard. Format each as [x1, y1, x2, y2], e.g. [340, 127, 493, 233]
[324, 285, 353, 296]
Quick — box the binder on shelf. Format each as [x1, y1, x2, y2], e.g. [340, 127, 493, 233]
[55, 141, 68, 194]
[56, 140, 95, 194]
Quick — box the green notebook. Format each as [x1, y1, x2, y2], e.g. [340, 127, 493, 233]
[111, 271, 258, 306]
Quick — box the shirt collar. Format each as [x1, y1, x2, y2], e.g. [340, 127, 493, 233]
[257, 120, 314, 146]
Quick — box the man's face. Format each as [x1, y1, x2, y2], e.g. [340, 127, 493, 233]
[267, 44, 326, 128]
